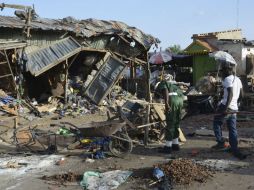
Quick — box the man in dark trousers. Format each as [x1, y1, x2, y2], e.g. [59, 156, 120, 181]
[212, 62, 246, 160]
[156, 76, 184, 154]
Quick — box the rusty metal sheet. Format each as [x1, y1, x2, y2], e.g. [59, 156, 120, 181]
[84, 55, 126, 105]
[0, 15, 160, 50]
[26, 37, 81, 76]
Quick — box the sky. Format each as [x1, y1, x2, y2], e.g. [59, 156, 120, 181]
[0, 0, 253, 50]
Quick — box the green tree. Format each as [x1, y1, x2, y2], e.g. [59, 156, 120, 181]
[166, 44, 183, 54]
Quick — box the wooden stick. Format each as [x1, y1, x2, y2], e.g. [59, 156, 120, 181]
[125, 98, 165, 106]
[64, 59, 68, 104]
[137, 121, 161, 129]
[144, 51, 151, 146]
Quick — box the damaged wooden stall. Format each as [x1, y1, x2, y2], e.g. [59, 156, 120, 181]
[0, 8, 161, 144]
[0, 11, 159, 101]
[67, 48, 160, 144]
[23, 37, 81, 103]
[0, 42, 27, 127]
[0, 42, 26, 98]
[67, 47, 149, 106]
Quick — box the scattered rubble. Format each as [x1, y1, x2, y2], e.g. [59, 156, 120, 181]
[0, 3, 254, 190]
[0, 154, 62, 176]
[196, 159, 250, 171]
[55, 157, 66, 166]
[195, 76, 217, 95]
[41, 172, 82, 184]
[158, 158, 214, 185]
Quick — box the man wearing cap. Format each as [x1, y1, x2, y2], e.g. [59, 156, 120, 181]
[156, 75, 184, 154]
[212, 62, 246, 159]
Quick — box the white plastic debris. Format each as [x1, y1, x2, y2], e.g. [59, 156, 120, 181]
[80, 170, 132, 190]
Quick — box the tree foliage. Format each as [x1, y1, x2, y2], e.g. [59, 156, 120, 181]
[166, 44, 183, 54]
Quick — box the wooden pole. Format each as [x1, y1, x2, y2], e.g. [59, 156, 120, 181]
[4, 49, 21, 99]
[14, 107, 18, 129]
[64, 59, 68, 104]
[68, 52, 80, 69]
[130, 60, 134, 79]
[26, 8, 32, 38]
[144, 52, 151, 146]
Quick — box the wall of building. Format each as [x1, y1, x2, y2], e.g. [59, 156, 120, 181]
[0, 28, 67, 52]
[217, 41, 254, 76]
[193, 55, 216, 84]
[205, 38, 218, 48]
[217, 42, 243, 75]
[242, 47, 254, 76]
[216, 30, 242, 40]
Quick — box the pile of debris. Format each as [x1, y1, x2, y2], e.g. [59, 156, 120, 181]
[195, 76, 217, 95]
[41, 172, 82, 184]
[158, 158, 213, 185]
[0, 89, 19, 116]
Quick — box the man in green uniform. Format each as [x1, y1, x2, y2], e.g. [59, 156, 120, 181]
[156, 78, 184, 154]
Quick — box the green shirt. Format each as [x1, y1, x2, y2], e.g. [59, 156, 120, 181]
[157, 81, 184, 105]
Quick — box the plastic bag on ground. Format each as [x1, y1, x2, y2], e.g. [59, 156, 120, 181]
[80, 170, 132, 190]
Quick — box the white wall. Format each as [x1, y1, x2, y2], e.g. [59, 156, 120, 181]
[242, 47, 254, 75]
[216, 41, 254, 76]
[217, 42, 244, 75]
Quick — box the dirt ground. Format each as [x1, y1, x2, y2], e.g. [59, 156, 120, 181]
[0, 113, 254, 190]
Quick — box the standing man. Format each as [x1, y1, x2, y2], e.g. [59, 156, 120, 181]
[156, 75, 184, 154]
[212, 62, 246, 159]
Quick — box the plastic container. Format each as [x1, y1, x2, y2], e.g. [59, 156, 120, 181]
[153, 167, 164, 180]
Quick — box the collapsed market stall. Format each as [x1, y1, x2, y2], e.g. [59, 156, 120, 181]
[0, 12, 159, 97]
[0, 5, 166, 146]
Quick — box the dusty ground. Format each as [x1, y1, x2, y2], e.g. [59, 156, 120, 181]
[0, 113, 254, 190]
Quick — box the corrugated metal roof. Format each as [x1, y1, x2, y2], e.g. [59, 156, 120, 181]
[196, 39, 218, 52]
[184, 39, 218, 55]
[0, 41, 26, 50]
[26, 37, 81, 76]
[0, 15, 160, 50]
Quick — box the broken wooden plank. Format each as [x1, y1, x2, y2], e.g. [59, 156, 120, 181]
[0, 105, 18, 116]
[153, 104, 166, 121]
[136, 121, 161, 129]
[126, 99, 165, 106]
[179, 128, 186, 142]
[152, 104, 186, 142]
